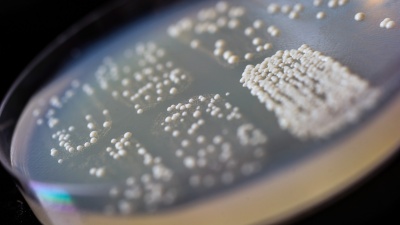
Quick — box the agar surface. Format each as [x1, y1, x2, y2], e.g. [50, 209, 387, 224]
[14, 0, 397, 215]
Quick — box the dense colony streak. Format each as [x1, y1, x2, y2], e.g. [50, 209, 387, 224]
[240, 45, 380, 139]
[11, 0, 398, 217]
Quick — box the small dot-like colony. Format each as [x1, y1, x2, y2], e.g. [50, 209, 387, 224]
[103, 132, 176, 214]
[240, 45, 381, 139]
[316, 11, 326, 20]
[167, 1, 280, 66]
[354, 12, 365, 22]
[96, 42, 191, 114]
[157, 94, 267, 190]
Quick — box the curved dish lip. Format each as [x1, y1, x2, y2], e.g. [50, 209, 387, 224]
[0, 0, 399, 224]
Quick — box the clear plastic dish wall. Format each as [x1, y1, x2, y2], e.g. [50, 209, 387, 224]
[1, 0, 400, 225]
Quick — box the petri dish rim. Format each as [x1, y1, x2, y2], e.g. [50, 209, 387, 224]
[1, 0, 400, 224]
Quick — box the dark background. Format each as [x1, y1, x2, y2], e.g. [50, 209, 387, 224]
[1, 0, 400, 224]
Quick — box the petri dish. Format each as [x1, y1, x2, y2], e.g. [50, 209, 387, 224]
[1, 0, 400, 224]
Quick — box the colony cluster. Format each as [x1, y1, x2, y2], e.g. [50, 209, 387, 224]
[33, 80, 81, 128]
[267, 0, 354, 21]
[95, 42, 192, 114]
[157, 94, 268, 189]
[50, 108, 111, 164]
[266, 0, 396, 28]
[167, 1, 281, 66]
[103, 132, 178, 213]
[96, 94, 268, 214]
[266, 2, 305, 19]
[31, 80, 112, 164]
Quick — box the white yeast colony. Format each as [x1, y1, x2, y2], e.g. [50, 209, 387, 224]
[95, 42, 192, 114]
[354, 12, 365, 22]
[156, 94, 268, 189]
[240, 45, 380, 139]
[167, 1, 280, 66]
